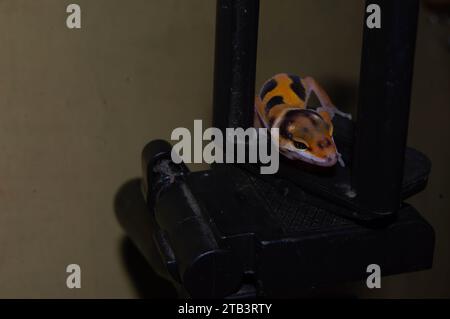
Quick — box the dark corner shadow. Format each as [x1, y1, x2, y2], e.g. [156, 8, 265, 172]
[119, 238, 178, 298]
[114, 178, 178, 299]
[322, 79, 359, 113]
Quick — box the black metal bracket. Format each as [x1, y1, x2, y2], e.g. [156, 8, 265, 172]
[213, 0, 428, 219]
[118, 139, 433, 298]
[117, 0, 435, 298]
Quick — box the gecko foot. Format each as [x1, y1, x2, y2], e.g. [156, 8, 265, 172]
[337, 152, 346, 168]
[334, 109, 352, 121]
[317, 106, 352, 121]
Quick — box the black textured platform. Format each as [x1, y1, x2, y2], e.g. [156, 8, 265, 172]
[124, 140, 435, 298]
[243, 115, 432, 221]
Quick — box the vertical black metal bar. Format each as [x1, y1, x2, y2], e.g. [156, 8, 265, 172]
[352, 0, 420, 214]
[212, 0, 260, 131]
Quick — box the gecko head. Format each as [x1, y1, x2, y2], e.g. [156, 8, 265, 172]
[277, 109, 338, 167]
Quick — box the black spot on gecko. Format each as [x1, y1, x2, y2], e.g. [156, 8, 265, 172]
[265, 96, 284, 113]
[260, 79, 277, 100]
[288, 74, 306, 101]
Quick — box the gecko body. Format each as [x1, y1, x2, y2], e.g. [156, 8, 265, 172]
[255, 73, 351, 167]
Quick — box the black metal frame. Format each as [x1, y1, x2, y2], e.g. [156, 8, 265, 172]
[116, 0, 435, 298]
[213, 0, 425, 217]
[213, 0, 259, 132]
[353, 0, 420, 214]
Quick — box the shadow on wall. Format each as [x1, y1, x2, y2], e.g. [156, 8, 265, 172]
[114, 178, 177, 298]
[119, 238, 177, 298]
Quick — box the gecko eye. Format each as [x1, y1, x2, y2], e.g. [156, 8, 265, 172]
[293, 141, 308, 151]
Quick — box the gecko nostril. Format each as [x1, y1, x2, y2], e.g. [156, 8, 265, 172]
[318, 139, 332, 149]
[328, 154, 338, 163]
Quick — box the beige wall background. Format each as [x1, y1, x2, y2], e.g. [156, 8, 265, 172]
[0, 0, 448, 298]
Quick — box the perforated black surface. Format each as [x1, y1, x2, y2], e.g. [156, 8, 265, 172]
[246, 172, 352, 234]
[242, 115, 431, 221]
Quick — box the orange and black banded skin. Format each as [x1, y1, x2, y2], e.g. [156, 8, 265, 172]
[254, 73, 351, 167]
[256, 73, 308, 128]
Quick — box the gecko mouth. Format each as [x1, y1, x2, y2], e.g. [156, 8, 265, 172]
[282, 149, 338, 167]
